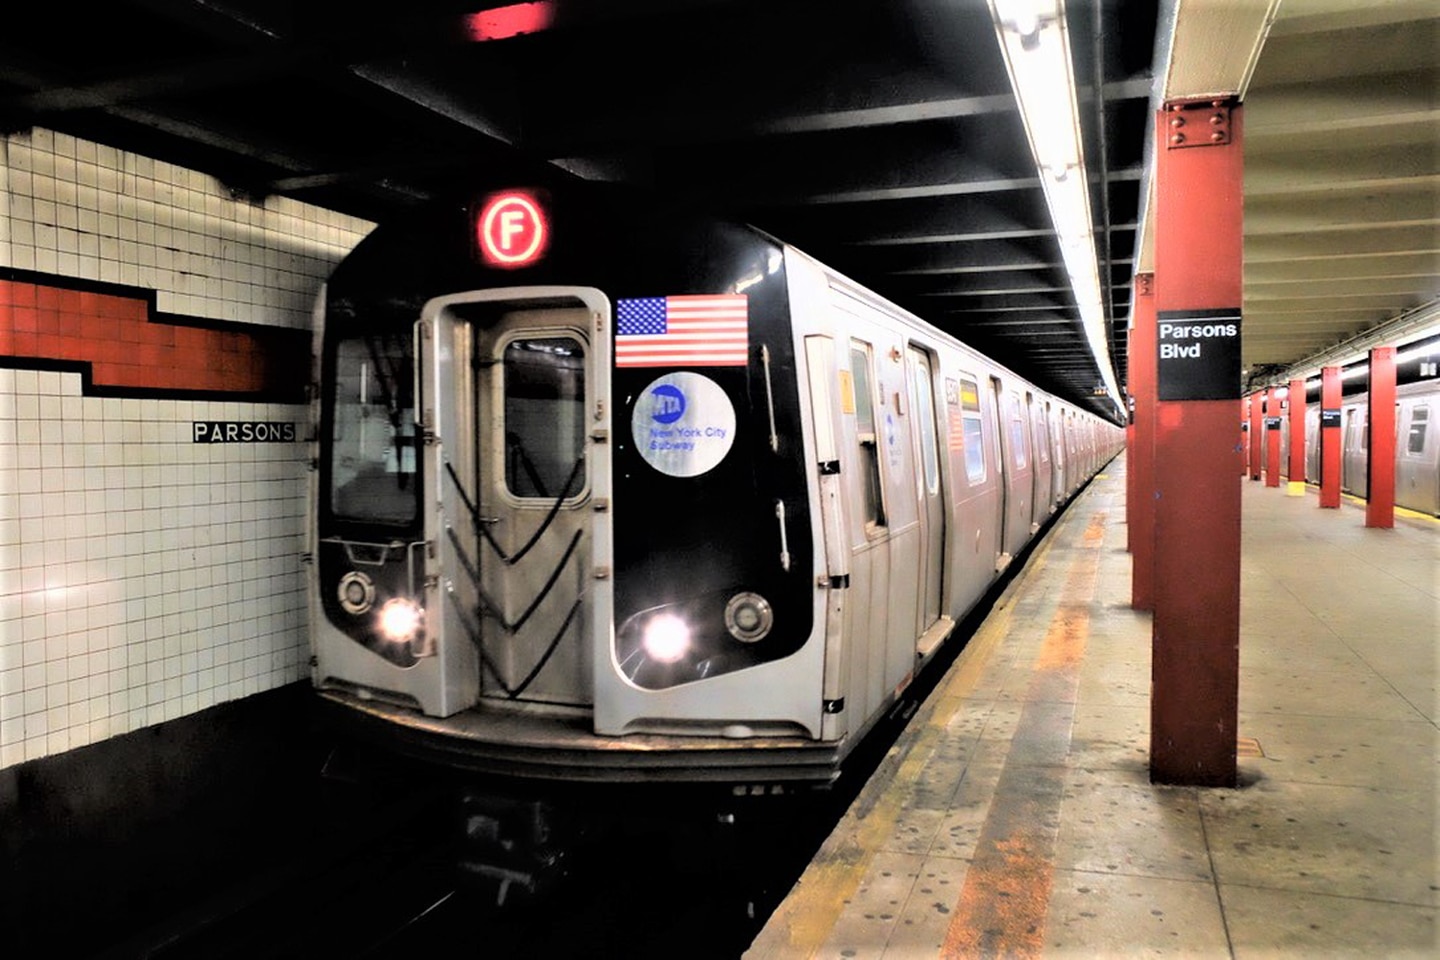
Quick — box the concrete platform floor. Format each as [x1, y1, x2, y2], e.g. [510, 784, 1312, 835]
[747, 454, 1438, 959]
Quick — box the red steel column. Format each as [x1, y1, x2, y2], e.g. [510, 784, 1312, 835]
[1240, 396, 1251, 475]
[1130, 274, 1156, 609]
[1320, 366, 1342, 508]
[1151, 99, 1242, 787]
[1264, 388, 1282, 487]
[1126, 327, 1136, 552]
[1287, 377, 1306, 495]
[1248, 389, 1263, 479]
[1366, 346, 1396, 528]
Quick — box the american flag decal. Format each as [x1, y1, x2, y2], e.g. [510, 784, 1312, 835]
[615, 295, 749, 367]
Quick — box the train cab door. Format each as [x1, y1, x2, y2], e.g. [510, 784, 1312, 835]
[906, 345, 949, 656]
[420, 288, 612, 715]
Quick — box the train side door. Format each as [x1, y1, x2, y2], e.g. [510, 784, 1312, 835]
[1342, 405, 1368, 496]
[950, 372, 995, 613]
[804, 334, 852, 740]
[1305, 404, 1320, 482]
[1335, 404, 1352, 490]
[987, 377, 1011, 570]
[1071, 408, 1082, 492]
[1050, 404, 1066, 502]
[1026, 392, 1051, 528]
[1397, 399, 1437, 515]
[1040, 401, 1058, 512]
[1279, 392, 1296, 480]
[1419, 401, 1439, 515]
[991, 378, 1029, 568]
[421, 288, 611, 714]
[907, 345, 949, 655]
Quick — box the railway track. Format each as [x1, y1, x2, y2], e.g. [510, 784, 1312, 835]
[88, 522, 1032, 960]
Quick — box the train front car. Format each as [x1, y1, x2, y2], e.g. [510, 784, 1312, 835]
[308, 183, 832, 792]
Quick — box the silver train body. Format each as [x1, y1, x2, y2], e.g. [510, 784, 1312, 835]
[307, 182, 1122, 791]
[1285, 376, 1440, 516]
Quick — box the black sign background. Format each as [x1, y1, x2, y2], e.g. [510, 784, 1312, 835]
[1320, 408, 1342, 428]
[1157, 308, 1242, 401]
[193, 421, 298, 443]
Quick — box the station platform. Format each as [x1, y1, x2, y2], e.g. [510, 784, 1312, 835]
[747, 455, 1438, 958]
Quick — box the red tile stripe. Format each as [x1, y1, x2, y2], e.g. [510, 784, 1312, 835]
[0, 277, 308, 401]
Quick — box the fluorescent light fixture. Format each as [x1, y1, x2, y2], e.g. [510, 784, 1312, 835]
[1298, 339, 1440, 386]
[1398, 341, 1440, 365]
[988, 0, 1124, 417]
[1278, 300, 1440, 384]
[1333, 341, 1440, 382]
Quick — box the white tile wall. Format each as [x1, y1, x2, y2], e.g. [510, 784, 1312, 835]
[2, 127, 372, 327]
[0, 129, 374, 768]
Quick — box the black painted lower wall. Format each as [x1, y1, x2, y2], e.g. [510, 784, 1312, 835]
[0, 683, 343, 958]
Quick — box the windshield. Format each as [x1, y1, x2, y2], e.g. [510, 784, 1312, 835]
[328, 334, 419, 525]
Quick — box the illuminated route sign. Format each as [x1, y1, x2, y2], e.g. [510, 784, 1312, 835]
[477, 191, 549, 268]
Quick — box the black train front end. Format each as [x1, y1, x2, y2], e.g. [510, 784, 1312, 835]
[305, 176, 1129, 898]
[308, 179, 837, 809]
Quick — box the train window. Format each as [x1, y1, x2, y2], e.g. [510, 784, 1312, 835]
[329, 335, 418, 524]
[1407, 405, 1429, 454]
[850, 342, 887, 528]
[504, 337, 586, 498]
[959, 375, 985, 484]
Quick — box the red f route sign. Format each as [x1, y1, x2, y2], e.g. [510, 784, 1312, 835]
[477, 191, 548, 267]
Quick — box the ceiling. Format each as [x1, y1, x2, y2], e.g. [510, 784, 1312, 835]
[1150, 0, 1439, 387]
[2, 1, 1436, 418]
[1231, 0, 1439, 384]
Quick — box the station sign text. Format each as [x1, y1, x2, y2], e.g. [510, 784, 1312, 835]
[1157, 308, 1242, 401]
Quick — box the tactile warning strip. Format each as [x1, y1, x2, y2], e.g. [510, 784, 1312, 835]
[1236, 736, 1264, 758]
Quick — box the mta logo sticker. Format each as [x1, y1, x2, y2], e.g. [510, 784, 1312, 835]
[631, 372, 736, 478]
[650, 384, 687, 424]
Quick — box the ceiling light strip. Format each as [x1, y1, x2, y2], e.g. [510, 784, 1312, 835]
[1272, 297, 1440, 384]
[986, 0, 1124, 415]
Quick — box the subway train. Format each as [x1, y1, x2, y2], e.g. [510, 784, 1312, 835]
[1278, 365, 1440, 516]
[305, 179, 1122, 852]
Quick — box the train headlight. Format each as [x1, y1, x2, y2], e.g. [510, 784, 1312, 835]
[724, 592, 773, 643]
[377, 597, 424, 645]
[337, 571, 376, 615]
[641, 614, 691, 664]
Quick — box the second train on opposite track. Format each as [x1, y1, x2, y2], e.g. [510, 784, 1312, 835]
[304, 176, 1124, 891]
